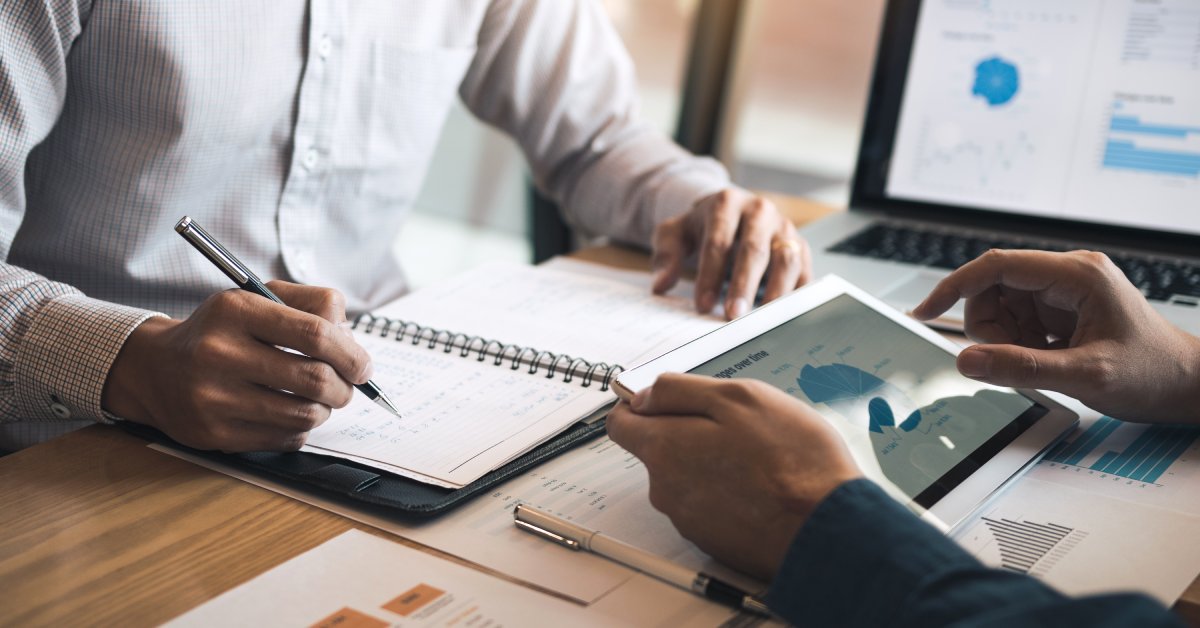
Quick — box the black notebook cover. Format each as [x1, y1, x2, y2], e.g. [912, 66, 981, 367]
[124, 415, 609, 517]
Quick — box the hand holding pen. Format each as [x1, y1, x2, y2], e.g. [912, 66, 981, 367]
[101, 217, 398, 452]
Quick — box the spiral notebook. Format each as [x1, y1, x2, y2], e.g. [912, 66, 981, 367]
[297, 259, 723, 490]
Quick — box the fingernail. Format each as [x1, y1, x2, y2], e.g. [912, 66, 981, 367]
[728, 297, 750, 319]
[337, 320, 354, 336]
[958, 349, 992, 378]
[631, 389, 650, 412]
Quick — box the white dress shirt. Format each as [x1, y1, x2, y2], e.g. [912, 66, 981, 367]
[0, 0, 729, 448]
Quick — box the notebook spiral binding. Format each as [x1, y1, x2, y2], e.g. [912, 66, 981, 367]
[351, 313, 625, 392]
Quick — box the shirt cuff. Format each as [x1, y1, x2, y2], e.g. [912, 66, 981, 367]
[651, 156, 730, 236]
[764, 479, 983, 626]
[12, 294, 164, 424]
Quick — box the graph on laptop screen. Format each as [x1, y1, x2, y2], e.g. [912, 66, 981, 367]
[887, 0, 1200, 235]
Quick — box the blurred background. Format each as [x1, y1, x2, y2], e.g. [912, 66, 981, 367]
[398, 0, 886, 288]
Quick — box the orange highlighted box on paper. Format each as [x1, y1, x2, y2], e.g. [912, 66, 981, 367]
[384, 583, 446, 617]
[310, 606, 389, 628]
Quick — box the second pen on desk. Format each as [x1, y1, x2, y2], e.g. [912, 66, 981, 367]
[513, 504, 772, 617]
[174, 215, 403, 418]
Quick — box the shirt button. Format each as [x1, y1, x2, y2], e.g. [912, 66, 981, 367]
[303, 148, 319, 170]
[50, 402, 72, 419]
[317, 35, 333, 59]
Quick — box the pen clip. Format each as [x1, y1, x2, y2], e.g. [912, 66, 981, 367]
[175, 216, 252, 284]
[514, 518, 581, 551]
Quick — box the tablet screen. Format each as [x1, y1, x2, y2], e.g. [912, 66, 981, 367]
[689, 294, 1048, 507]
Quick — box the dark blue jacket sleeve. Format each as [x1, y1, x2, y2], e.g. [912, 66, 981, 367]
[765, 479, 1184, 627]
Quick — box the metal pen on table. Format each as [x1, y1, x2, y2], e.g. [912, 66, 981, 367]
[174, 216, 402, 418]
[513, 504, 772, 617]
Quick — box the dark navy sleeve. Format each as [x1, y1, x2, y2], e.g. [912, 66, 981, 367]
[764, 479, 1183, 627]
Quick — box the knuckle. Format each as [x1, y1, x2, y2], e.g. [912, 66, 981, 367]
[1015, 351, 1040, 380]
[700, 228, 734, 253]
[302, 361, 337, 393]
[1082, 250, 1117, 273]
[293, 402, 328, 431]
[718, 379, 761, 408]
[715, 189, 734, 207]
[740, 238, 769, 259]
[333, 385, 354, 409]
[703, 236, 734, 259]
[319, 288, 346, 312]
[1081, 354, 1118, 393]
[296, 316, 331, 347]
[744, 198, 772, 220]
[208, 289, 244, 310]
[980, 248, 1007, 264]
[191, 334, 227, 362]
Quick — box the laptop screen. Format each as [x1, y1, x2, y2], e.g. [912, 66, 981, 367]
[864, 0, 1200, 238]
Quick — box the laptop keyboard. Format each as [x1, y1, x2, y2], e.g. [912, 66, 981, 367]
[828, 223, 1200, 304]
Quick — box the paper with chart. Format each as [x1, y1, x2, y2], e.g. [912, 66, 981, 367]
[1031, 407, 1200, 517]
[948, 399, 1200, 603]
[688, 293, 1036, 501]
[303, 332, 613, 488]
[151, 440, 753, 628]
[952, 477, 1200, 604]
[164, 530, 602, 627]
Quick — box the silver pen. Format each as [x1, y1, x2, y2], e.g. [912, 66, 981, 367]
[514, 504, 772, 617]
[175, 216, 402, 418]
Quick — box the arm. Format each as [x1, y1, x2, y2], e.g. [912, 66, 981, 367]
[606, 374, 1184, 627]
[459, 0, 811, 319]
[0, 0, 160, 425]
[913, 250, 1200, 423]
[1, 2, 372, 451]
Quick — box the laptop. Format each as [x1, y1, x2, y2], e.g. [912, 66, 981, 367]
[804, 0, 1200, 334]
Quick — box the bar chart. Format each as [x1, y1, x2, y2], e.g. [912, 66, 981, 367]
[1103, 114, 1200, 178]
[980, 517, 1086, 575]
[1044, 417, 1200, 484]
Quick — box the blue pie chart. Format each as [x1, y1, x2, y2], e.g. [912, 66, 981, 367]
[972, 56, 1020, 107]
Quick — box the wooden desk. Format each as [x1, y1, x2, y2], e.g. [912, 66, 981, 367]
[1, 198, 1198, 626]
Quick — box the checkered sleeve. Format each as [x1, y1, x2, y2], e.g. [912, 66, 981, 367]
[4, 280, 163, 424]
[460, 0, 731, 250]
[0, 0, 162, 425]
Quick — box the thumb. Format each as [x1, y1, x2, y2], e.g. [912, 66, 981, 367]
[957, 344, 1081, 394]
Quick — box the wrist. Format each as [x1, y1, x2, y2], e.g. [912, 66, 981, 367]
[778, 472, 863, 523]
[1184, 334, 1200, 422]
[102, 316, 178, 426]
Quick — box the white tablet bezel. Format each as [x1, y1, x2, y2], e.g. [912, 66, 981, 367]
[613, 275, 1078, 530]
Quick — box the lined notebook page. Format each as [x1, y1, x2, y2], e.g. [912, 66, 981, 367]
[370, 261, 724, 368]
[305, 261, 724, 488]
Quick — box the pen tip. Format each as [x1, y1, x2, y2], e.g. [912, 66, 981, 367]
[376, 393, 402, 419]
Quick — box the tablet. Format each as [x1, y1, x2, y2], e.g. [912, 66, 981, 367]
[614, 275, 1077, 530]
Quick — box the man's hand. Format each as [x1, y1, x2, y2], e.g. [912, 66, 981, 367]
[652, 189, 812, 320]
[913, 249, 1200, 423]
[102, 282, 373, 451]
[607, 373, 862, 580]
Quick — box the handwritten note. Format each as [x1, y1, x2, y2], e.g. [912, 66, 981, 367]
[304, 335, 613, 487]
